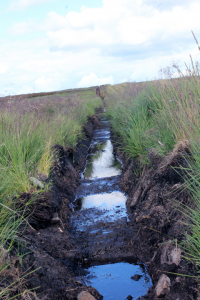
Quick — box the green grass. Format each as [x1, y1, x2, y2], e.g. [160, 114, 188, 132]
[106, 81, 176, 164]
[105, 34, 200, 273]
[0, 88, 103, 298]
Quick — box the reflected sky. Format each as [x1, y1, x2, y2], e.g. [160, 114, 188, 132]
[78, 191, 126, 210]
[84, 262, 152, 300]
[84, 140, 121, 180]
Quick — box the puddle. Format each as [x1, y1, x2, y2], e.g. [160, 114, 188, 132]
[84, 262, 152, 300]
[75, 191, 126, 210]
[84, 140, 121, 180]
[71, 115, 152, 298]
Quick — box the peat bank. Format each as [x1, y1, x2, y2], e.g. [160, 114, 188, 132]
[4, 87, 199, 300]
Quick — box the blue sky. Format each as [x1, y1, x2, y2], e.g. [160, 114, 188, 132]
[0, 0, 200, 95]
[0, 1, 103, 40]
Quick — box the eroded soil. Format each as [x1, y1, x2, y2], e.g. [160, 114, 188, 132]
[13, 101, 199, 300]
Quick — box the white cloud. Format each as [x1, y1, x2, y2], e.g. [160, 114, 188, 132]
[43, 0, 200, 59]
[2, 0, 200, 96]
[34, 76, 61, 92]
[8, 0, 200, 57]
[0, 64, 10, 75]
[143, 0, 193, 11]
[77, 73, 114, 88]
[7, 21, 34, 35]
[8, 0, 54, 11]
[17, 84, 38, 94]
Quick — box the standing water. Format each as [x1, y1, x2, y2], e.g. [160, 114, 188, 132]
[71, 115, 152, 299]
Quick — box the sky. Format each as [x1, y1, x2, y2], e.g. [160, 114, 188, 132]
[0, 0, 200, 95]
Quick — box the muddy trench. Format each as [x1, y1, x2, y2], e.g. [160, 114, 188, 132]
[69, 114, 152, 300]
[21, 102, 198, 300]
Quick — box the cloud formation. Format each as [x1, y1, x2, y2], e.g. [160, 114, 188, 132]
[0, 64, 10, 75]
[8, 0, 54, 11]
[43, 0, 200, 63]
[7, 21, 34, 35]
[2, 0, 200, 95]
[77, 73, 114, 88]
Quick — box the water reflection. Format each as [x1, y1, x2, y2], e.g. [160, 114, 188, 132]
[84, 262, 152, 300]
[84, 140, 121, 180]
[75, 191, 126, 210]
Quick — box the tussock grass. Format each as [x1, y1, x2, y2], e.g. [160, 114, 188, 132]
[0, 88, 102, 298]
[105, 33, 200, 271]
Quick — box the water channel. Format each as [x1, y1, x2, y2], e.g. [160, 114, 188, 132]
[71, 116, 152, 299]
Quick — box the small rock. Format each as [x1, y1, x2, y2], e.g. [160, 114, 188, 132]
[130, 189, 141, 209]
[170, 248, 181, 266]
[30, 177, 44, 189]
[161, 241, 181, 266]
[51, 213, 61, 224]
[126, 296, 133, 300]
[155, 274, 171, 297]
[131, 274, 142, 281]
[130, 197, 138, 209]
[77, 291, 96, 300]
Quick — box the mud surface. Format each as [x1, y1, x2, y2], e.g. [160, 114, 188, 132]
[18, 104, 198, 300]
[69, 115, 152, 299]
[20, 112, 153, 300]
[113, 140, 199, 299]
[20, 114, 103, 300]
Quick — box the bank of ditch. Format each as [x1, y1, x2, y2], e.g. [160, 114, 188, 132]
[23, 82, 199, 300]
[0, 88, 103, 300]
[19, 98, 153, 300]
[1, 79, 200, 300]
[104, 61, 200, 298]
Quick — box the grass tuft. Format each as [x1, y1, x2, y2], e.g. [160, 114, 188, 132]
[105, 33, 200, 273]
[0, 88, 103, 297]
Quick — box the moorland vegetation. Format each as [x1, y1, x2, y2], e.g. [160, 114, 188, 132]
[0, 88, 102, 299]
[1, 32, 200, 299]
[105, 33, 200, 274]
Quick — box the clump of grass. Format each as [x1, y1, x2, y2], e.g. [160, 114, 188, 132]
[106, 44, 200, 161]
[105, 32, 200, 273]
[106, 81, 172, 162]
[0, 88, 103, 297]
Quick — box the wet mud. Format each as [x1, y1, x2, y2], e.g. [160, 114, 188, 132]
[112, 139, 199, 299]
[17, 102, 198, 299]
[20, 114, 104, 300]
[20, 111, 153, 300]
[69, 114, 152, 299]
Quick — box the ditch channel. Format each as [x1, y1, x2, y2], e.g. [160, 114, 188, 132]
[23, 105, 198, 300]
[69, 114, 152, 299]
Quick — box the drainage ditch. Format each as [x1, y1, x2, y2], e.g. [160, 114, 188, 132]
[70, 115, 152, 299]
